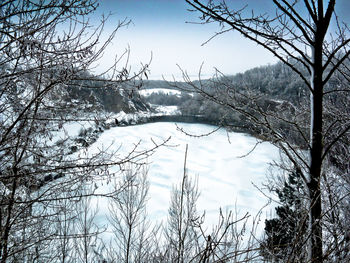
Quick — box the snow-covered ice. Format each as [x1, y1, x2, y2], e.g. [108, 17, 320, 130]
[87, 122, 280, 230]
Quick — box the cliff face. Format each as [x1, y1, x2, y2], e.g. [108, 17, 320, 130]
[65, 84, 150, 114]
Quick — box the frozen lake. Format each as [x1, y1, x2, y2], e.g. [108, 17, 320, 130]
[87, 122, 280, 228]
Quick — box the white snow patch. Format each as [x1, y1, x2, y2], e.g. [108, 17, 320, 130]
[152, 105, 180, 115]
[51, 121, 94, 143]
[139, 88, 182, 97]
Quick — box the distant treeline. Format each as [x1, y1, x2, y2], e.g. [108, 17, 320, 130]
[138, 61, 307, 136]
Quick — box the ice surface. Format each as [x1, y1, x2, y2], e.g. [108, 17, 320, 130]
[87, 122, 280, 232]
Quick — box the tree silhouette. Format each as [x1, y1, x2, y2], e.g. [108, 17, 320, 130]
[184, 1, 350, 262]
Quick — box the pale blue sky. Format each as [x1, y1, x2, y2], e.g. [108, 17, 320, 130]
[92, 0, 350, 80]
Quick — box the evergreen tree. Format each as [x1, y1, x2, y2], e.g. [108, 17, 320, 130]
[261, 169, 308, 262]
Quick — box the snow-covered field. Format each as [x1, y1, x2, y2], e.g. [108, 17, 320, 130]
[87, 122, 280, 230]
[138, 88, 182, 96]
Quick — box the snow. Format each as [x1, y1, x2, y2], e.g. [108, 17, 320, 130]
[105, 106, 180, 126]
[152, 105, 179, 115]
[56, 122, 90, 139]
[86, 122, 280, 233]
[139, 88, 182, 97]
[105, 110, 146, 125]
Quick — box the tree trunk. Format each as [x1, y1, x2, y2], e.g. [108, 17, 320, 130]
[1, 173, 18, 263]
[308, 33, 324, 263]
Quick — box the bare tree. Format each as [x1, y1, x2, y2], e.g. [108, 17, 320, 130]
[182, 1, 350, 262]
[0, 1, 162, 262]
[74, 187, 104, 263]
[163, 145, 200, 263]
[161, 145, 263, 263]
[108, 165, 159, 263]
[54, 191, 79, 263]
